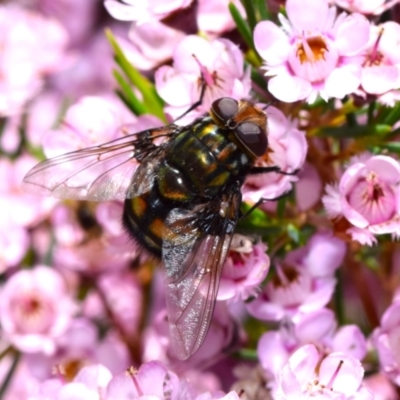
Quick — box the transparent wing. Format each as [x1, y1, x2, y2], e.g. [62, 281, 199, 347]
[162, 191, 241, 360]
[22, 126, 178, 201]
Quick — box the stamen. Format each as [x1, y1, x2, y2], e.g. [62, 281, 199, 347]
[127, 366, 143, 396]
[325, 360, 344, 390]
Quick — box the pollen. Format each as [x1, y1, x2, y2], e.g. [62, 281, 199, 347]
[297, 36, 328, 64]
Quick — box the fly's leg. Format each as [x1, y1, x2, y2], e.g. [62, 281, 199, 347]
[173, 71, 207, 122]
[248, 166, 300, 176]
[241, 190, 292, 219]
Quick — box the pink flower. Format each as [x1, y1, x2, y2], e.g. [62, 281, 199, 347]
[51, 202, 136, 273]
[254, 0, 370, 102]
[332, 0, 400, 15]
[0, 221, 29, 272]
[217, 237, 270, 301]
[242, 106, 308, 203]
[41, 96, 137, 158]
[247, 232, 345, 321]
[97, 272, 143, 337]
[0, 266, 77, 355]
[295, 162, 323, 211]
[257, 308, 367, 376]
[322, 154, 400, 245]
[155, 35, 251, 123]
[0, 4, 68, 117]
[104, 0, 192, 23]
[274, 344, 372, 399]
[25, 319, 130, 382]
[121, 21, 185, 70]
[0, 155, 56, 227]
[106, 361, 196, 399]
[363, 373, 398, 400]
[197, 0, 245, 36]
[372, 301, 400, 385]
[361, 22, 400, 95]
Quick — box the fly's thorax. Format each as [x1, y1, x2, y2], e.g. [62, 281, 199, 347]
[161, 117, 251, 199]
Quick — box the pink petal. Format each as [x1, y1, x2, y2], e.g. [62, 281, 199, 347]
[295, 308, 336, 343]
[257, 332, 289, 374]
[288, 344, 319, 383]
[286, 0, 329, 32]
[254, 21, 290, 65]
[324, 64, 361, 99]
[268, 74, 312, 102]
[380, 22, 400, 64]
[155, 66, 193, 106]
[333, 325, 367, 360]
[365, 156, 400, 184]
[335, 13, 370, 55]
[381, 302, 400, 330]
[319, 353, 364, 396]
[362, 65, 399, 95]
[104, 0, 145, 21]
[296, 162, 323, 211]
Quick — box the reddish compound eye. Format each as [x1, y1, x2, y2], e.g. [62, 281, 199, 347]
[235, 122, 268, 157]
[211, 98, 239, 121]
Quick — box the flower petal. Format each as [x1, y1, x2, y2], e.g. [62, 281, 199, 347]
[268, 74, 312, 102]
[286, 0, 329, 32]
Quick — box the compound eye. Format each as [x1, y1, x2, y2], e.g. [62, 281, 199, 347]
[236, 122, 268, 157]
[211, 98, 239, 121]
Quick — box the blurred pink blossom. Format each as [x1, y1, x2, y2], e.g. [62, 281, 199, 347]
[361, 22, 400, 95]
[155, 35, 251, 123]
[254, 0, 370, 102]
[242, 106, 308, 203]
[332, 0, 400, 15]
[372, 301, 400, 386]
[41, 96, 136, 158]
[273, 344, 373, 399]
[257, 308, 367, 377]
[197, 0, 245, 36]
[0, 4, 68, 117]
[98, 272, 143, 337]
[121, 21, 185, 70]
[25, 318, 130, 381]
[322, 154, 400, 245]
[247, 232, 345, 321]
[104, 0, 193, 23]
[0, 155, 56, 227]
[51, 202, 135, 273]
[218, 237, 270, 302]
[295, 162, 323, 211]
[363, 373, 398, 400]
[0, 266, 77, 355]
[0, 222, 29, 273]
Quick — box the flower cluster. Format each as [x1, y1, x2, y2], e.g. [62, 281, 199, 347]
[1, 0, 400, 399]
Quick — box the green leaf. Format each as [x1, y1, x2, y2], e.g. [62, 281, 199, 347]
[113, 70, 147, 115]
[229, 2, 254, 50]
[105, 29, 166, 122]
[319, 124, 391, 138]
[379, 142, 400, 153]
[254, 0, 272, 20]
[240, 0, 257, 30]
[382, 102, 400, 126]
[287, 223, 300, 243]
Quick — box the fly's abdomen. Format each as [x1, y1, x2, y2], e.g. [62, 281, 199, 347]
[123, 186, 169, 257]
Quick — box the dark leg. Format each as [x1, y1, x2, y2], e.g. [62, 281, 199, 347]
[173, 77, 207, 123]
[248, 166, 300, 176]
[241, 190, 292, 218]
